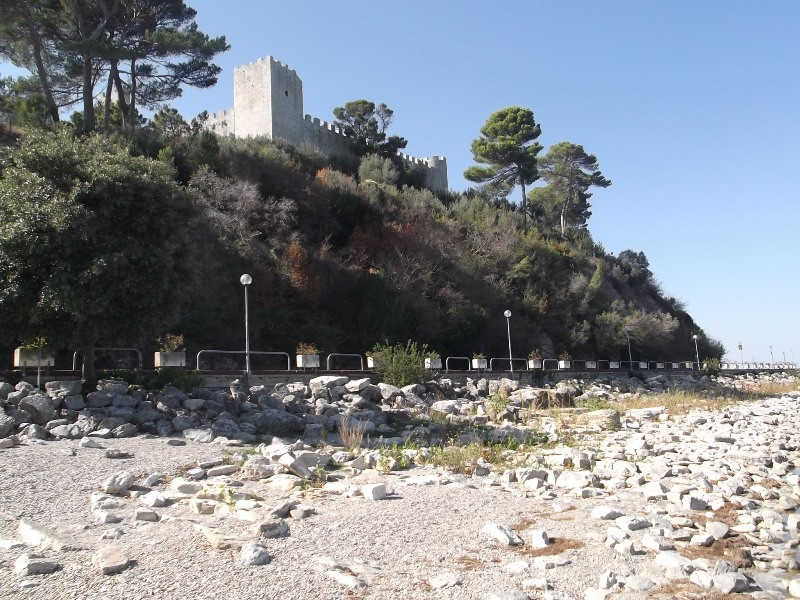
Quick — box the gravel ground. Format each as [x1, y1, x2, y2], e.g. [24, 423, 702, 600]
[2, 407, 795, 600]
[0, 434, 671, 600]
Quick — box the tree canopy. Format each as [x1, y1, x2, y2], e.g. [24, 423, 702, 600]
[332, 100, 407, 158]
[531, 141, 611, 235]
[464, 106, 542, 227]
[0, 129, 197, 376]
[0, 0, 228, 134]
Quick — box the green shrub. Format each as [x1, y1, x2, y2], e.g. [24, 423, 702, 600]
[701, 357, 721, 377]
[368, 340, 428, 387]
[358, 154, 399, 186]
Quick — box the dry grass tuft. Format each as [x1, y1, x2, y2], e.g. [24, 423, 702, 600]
[515, 537, 584, 557]
[454, 555, 484, 571]
[649, 580, 743, 599]
[609, 379, 799, 418]
[677, 535, 752, 568]
[692, 502, 740, 528]
[337, 418, 368, 452]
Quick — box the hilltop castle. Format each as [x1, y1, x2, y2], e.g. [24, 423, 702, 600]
[205, 56, 448, 193]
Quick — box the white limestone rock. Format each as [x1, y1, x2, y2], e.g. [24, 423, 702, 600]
[139, 491, 167, 508]
[641, 532, 674, 551]
[712, 572, 749, 593]
[591, 505, 623, 520]
[101, 471, 134, 495]
[529, 529, 552, 548]
[689, 569, 714, 588]
[240, 542, 271, 566]
[14, 554, 60, 575]
[481, 523, 523, 546]
[134, 507, 159, 522]
[362, 483, 387, 501]
[92, 545, 131, 575]
[428, 572, 463, 589]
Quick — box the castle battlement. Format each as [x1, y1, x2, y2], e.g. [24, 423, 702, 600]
[205, 55, 448, 192]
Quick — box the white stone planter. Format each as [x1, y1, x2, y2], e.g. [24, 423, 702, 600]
[471, 358, 487, 370]
[586, 361, 597, 369]
[13, 347, 54, 368]
[528, 359, 543, 369]
[684, 362, 694, 369]
[656, 362, 665, 369]
[296, 354, 320, 368]
[639, 362, 648, 369]
[672, 363, 681, 369]
[609, 361, 620, 369]
[424, 357, 442, 370]
[154, 351, 186, 368]
[558, 360, 571, 369]
[367, 357, 377, 369]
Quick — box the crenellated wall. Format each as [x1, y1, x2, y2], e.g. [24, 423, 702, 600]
[204, 55, 448, 192]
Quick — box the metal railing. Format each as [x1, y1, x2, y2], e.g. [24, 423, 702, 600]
[445, 356, 471, 372]
[488, 357, 529, 371]
[326, 353, 365, 370]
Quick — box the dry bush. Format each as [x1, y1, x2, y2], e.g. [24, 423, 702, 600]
[650, 580, 743, 599]
[515, 537, 584, 557]
[677, 535, 752, 568]
[337, 418, 368, 452]
[454, 555, 484, 572]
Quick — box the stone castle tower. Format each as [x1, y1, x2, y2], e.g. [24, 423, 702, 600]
[205, 56, 448, 193]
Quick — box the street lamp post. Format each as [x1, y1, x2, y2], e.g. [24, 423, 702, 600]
[738, 341, 743, 365]
[693, 334, 700, 371]
[770, 345, 774, 363]
[240, 273, 252, 382]
[624, 325, 633, 368]
[504, 310, 513, 375]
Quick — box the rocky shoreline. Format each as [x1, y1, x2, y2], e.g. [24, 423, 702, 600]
[1, 372, 800, 599]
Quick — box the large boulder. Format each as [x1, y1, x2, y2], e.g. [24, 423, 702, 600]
[44, 380, 83, 400]
[245, 409, 305, 436]
[0, 382, 16, 401]
[96, 379, 129, 396]
[309, 376, 348, 393]
[0, 408, 15, 438]
[378, 383, 403, 402]
[18, 394, 55, 426]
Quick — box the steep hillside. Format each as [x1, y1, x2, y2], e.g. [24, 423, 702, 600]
[158, 129, 722, 364]
[0, 125, 723, 367]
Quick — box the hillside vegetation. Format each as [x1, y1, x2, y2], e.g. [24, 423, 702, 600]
[0, 115, 722, 367]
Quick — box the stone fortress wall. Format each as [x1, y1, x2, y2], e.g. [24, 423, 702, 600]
[205, 56, 448, 193]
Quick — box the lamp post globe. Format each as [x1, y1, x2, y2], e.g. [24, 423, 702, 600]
[504, 310, 513, 375]
[240, 274, 252, 381]
[692, 334, 700, 371]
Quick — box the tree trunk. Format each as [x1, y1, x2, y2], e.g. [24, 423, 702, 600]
[520, 177, 527, 230]
[102, 60, 116, 130]
[128, 57, 137, 135]
[112, 69, 129, 130]
[23, 8, 60, 123]
[82, 53, 95, 132]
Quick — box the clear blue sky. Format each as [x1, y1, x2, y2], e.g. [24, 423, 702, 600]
[4, 1, 798, 362]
